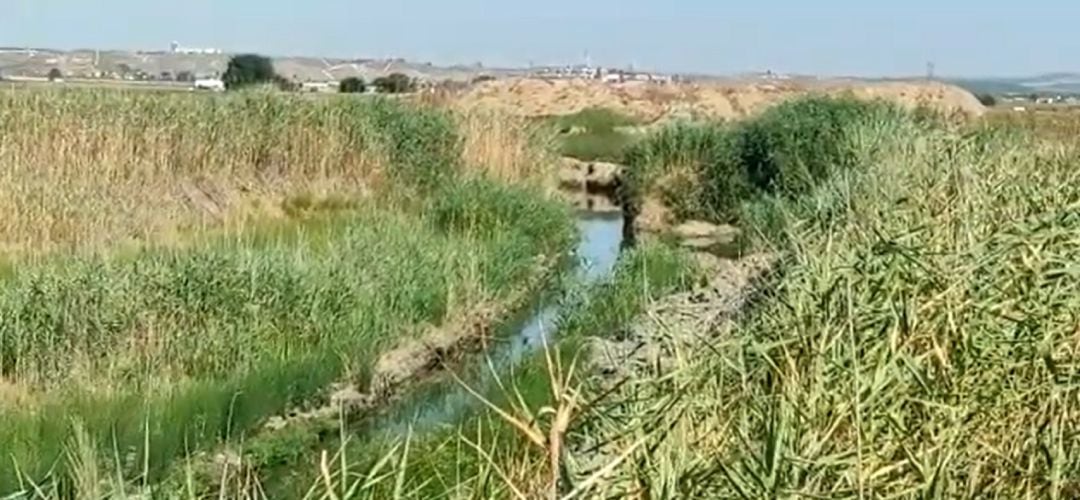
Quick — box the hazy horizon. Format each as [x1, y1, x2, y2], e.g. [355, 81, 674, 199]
[3, 1, 1079, 78]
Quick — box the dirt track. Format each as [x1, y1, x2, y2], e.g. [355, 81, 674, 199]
[455, 78, 985, 121]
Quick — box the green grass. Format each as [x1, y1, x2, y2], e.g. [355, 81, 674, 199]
[27, 91, 1080, 498]
[622, 96, 909, 223]
[554, 107, 641, 133]
[548, 107, 643, 162]
[0, 179, 574, 491]
[0, 89, 577, 494]
[238, 242, 696, 499]
[537, 103, 1080, 498]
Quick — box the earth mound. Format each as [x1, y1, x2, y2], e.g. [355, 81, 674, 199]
[455, 78, 985, 121]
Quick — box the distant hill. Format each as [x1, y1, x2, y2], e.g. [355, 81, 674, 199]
[0, 48, 522, 83]
[948, 74, 1080, 95]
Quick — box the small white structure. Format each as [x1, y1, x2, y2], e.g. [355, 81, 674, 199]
[602, 73, 624, 84]
[171, 41, 223, 56]
[193, 78, 225, 92]
[301, 81, 334, 93]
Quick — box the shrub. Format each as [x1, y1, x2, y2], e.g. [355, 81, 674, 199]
[429, 177, 573, 250]
[222, 54, 279, 90]
[977, 93, 997, 106]
[373, 73, 415, 94]
[623, 96, 900, 222]
[339, 76, 366, 94]
[622, 123, 746, 220]
[47, 68, 62, 81]
[471, 75, 496, 85]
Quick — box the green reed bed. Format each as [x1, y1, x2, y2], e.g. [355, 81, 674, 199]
[622, 96, 910, 223]
[558, 100, 1080, 498]
[0, 87, 576, 494]
[0, 178, 573, 492]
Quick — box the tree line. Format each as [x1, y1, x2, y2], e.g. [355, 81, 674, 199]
[223, 54, 417, 94]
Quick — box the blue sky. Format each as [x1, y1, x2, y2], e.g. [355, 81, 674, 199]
[3, 1, 1078, 77]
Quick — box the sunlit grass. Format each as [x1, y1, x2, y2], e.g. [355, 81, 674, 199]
[0, 87, 576, 494]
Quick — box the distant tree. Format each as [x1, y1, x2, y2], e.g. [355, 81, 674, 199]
[160, 71, 174, 81]
[372, 73, 415, 93]
[175, 71, 195, 82]
[339, 76, 366, 94]
[222, 54, 278, 90]
[471, 74, 496, 85]
[976, 93, 997, 107]
[47, 68, 63, 81]
[272, 75, 299, 92]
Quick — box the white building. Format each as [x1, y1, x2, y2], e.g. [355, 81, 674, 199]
[193, 78, 225, 92]
[301, 81, 335, 93]
[602, 73, 624, 84]
[171, 41, 223, 56]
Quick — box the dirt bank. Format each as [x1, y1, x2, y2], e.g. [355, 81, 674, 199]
[574, 250, 775, 478]
[455, 78, 985, 121]
[588, 251, 775, 381]
[261, 254, 554, 433]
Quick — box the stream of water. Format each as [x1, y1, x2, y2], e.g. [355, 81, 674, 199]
[374, 211, 625, 435]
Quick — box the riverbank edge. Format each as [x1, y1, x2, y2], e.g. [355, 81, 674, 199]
[166, 245, 575, 490]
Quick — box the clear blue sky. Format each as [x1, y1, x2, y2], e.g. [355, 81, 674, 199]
[3, 1, 1078, 77]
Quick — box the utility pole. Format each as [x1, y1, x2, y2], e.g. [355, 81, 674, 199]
[926, 61, 936, 81]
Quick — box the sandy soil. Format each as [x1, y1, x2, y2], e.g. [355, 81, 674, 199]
[455, 78, 985, 121]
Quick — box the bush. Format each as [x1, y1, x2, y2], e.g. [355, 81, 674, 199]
[47, 68, 62, 81]
[373, 73, 415, 94]
[977, 93, 997, 106]
[429, 177, 573, 249]
[623, 96, 900, 222]
[471, 75, 496, 85]
[222, 54, 279, 90]
[339, 77, 366, 94]
[362, 98, 461, 190]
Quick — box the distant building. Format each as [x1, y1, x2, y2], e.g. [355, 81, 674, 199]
[301, 81, 335, 93]
[171, 41, 223, 56]
[193, 78, 225, 91]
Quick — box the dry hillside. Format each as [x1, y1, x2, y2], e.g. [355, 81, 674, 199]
[455, 78, 985, 121]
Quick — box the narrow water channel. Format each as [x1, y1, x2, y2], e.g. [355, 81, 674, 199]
[375, 210, 625, 435]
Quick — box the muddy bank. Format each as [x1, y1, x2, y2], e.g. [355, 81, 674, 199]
[558, 157, 624, 195]
[572, 251, 776, 477]
[262, 255, 553, 432]
[588, 252, 775, 380]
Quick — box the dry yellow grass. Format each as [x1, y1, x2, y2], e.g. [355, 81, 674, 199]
[0, 88, 392, 256]
[456, 108, 557, 186]
[0, 88, 552, 257]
